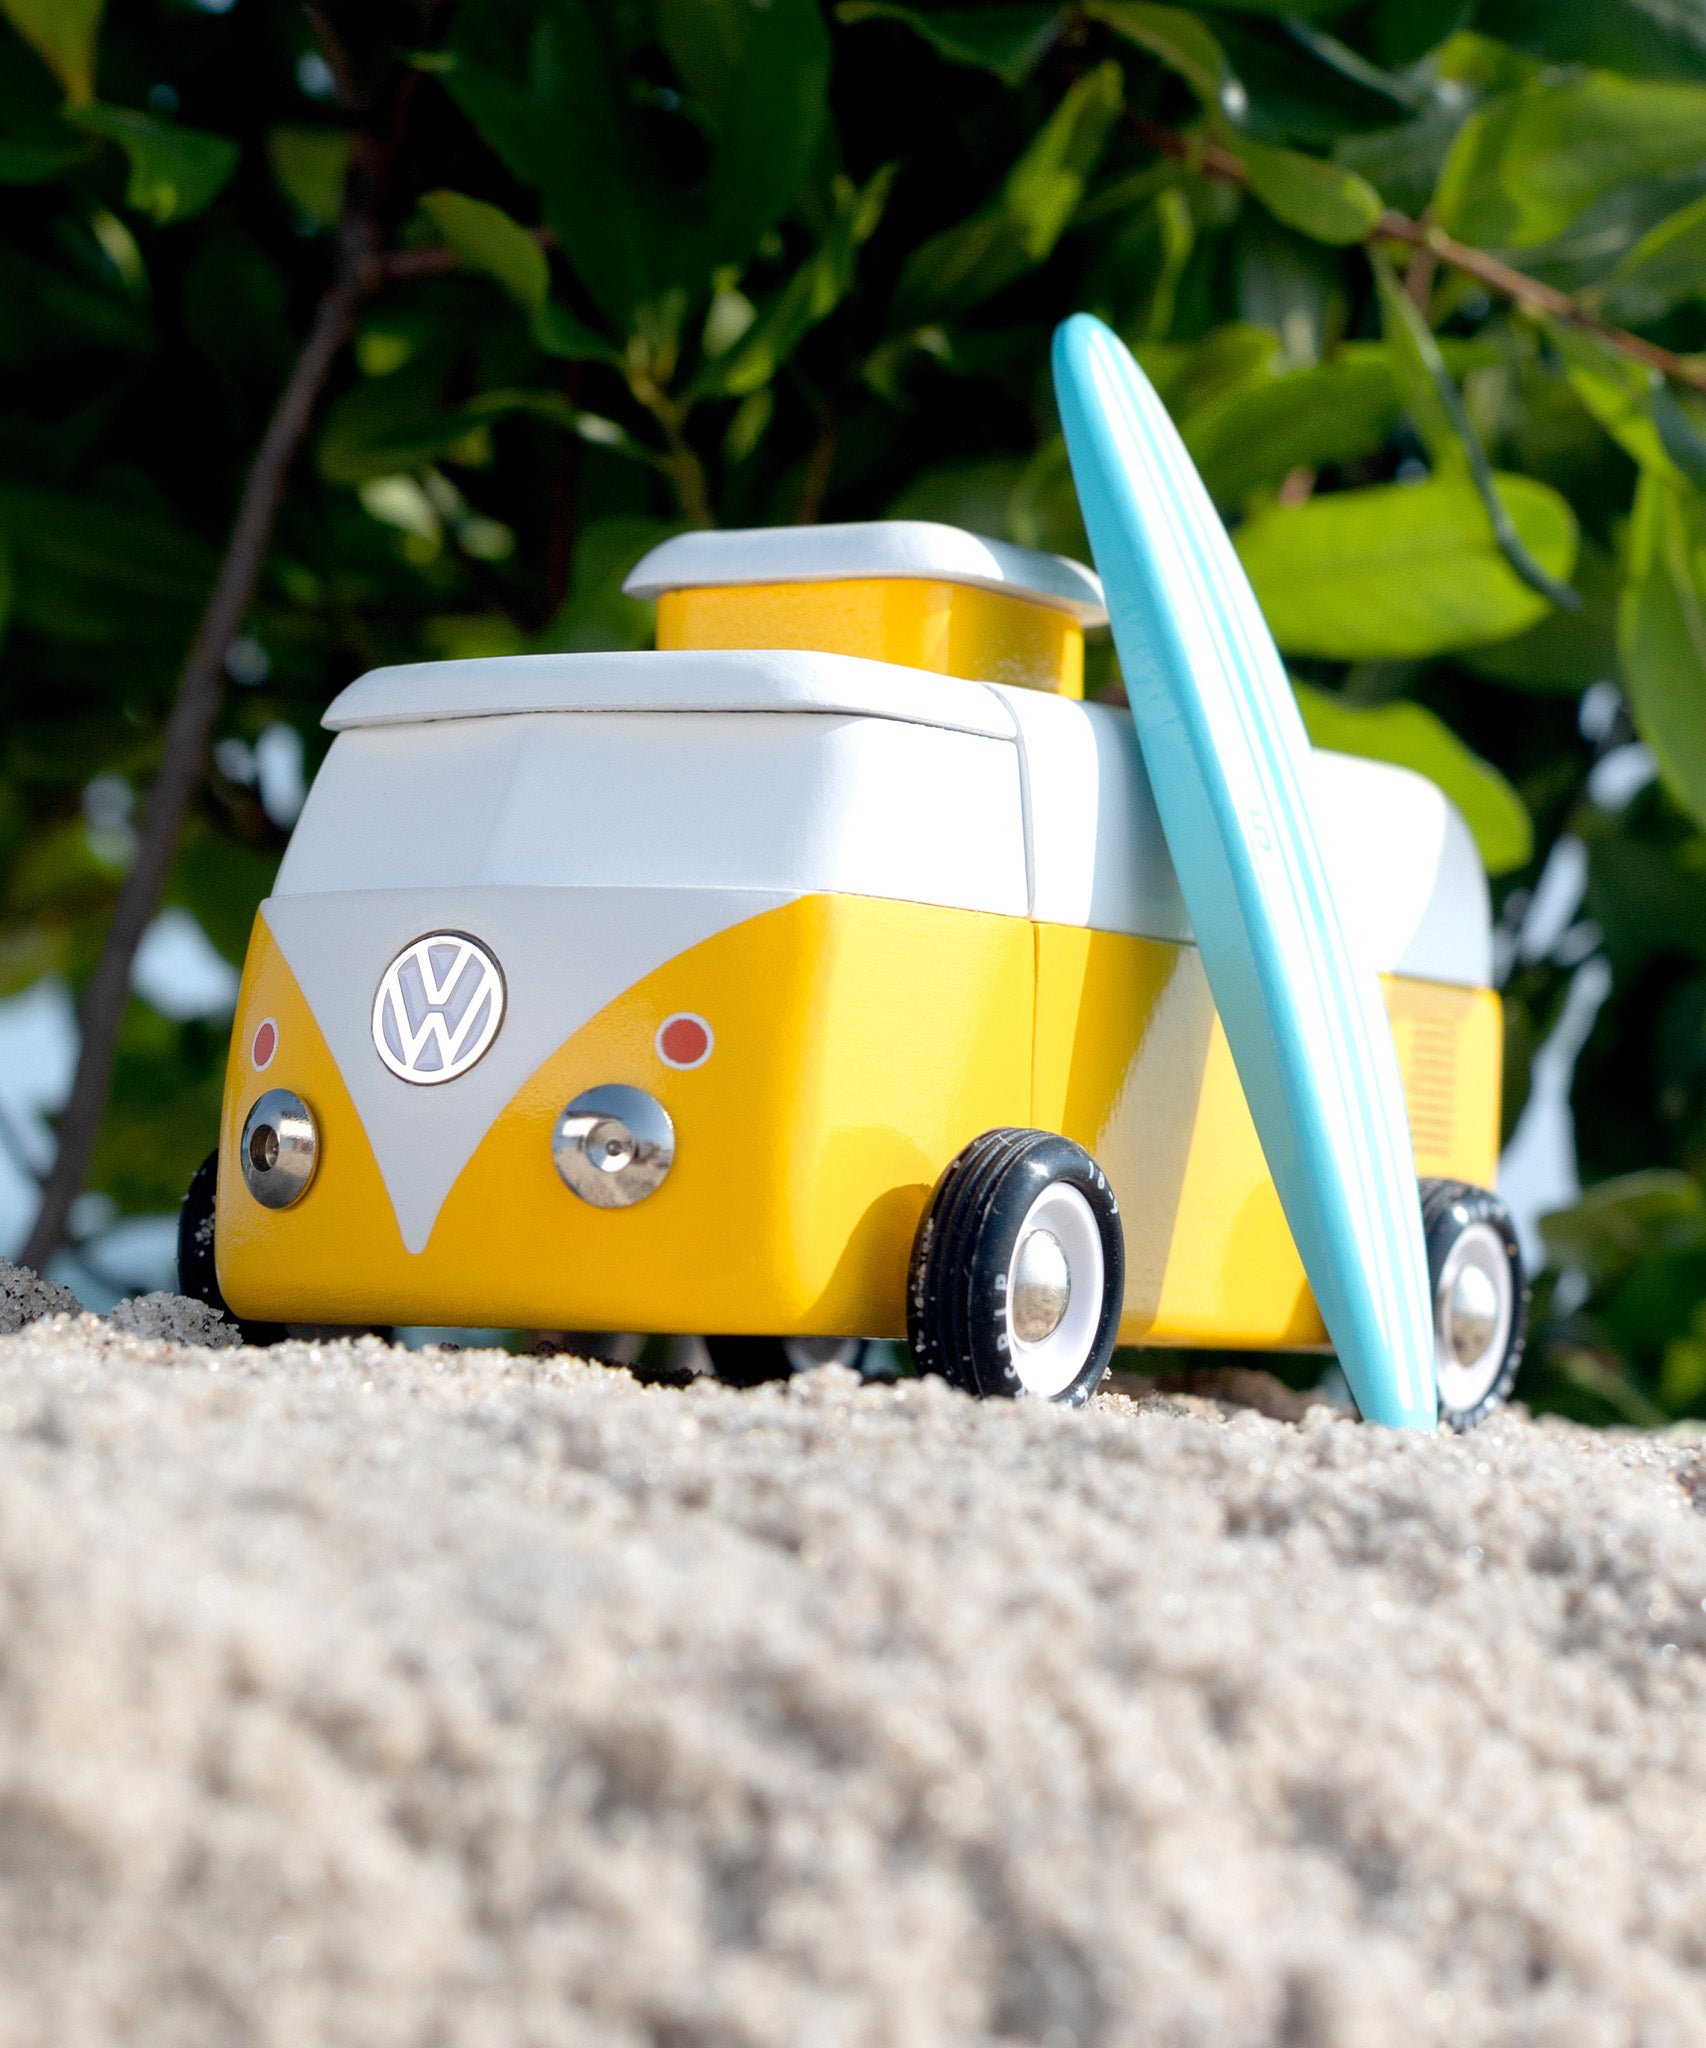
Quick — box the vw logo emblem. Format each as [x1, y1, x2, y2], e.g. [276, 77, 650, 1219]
[372, 932, 505, 1086]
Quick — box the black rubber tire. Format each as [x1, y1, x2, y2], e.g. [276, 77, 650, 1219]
[908, 1128, 1124, 1406]
[704, 1336, 876, 1388]
[1419, 1176, 1527, 1432]
[177, 1150, 286, 1345]
[177, 1150, 225, 1314]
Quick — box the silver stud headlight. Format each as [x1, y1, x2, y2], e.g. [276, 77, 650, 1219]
[552, 1084, 674, 1208]
[240, 1089, 319, 1209]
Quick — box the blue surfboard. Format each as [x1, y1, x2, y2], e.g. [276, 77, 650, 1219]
[1052, 313, 1436, 1429]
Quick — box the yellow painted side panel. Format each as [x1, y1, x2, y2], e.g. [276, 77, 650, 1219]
[1386, 974, 1502, 1188]
[218, 895, 1034, 1334]
[1032, 925, 1504, 1350]
[657, 578, 1085, 696]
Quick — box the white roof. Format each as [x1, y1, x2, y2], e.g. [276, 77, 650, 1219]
[323, 648, 1016, 741]
[622, 520, 1108, 626]
[312, 650, 1491, 987]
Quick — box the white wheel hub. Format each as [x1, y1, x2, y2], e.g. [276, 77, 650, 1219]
[1005, 1182, 1105, 1398]
[1433, 1218, 1514, 1414]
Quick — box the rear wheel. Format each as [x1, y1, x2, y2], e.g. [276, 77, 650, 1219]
[705, 1335, 883, 1388]
[908, 1128, 1124, 1406]
[1420, 1177, 1526, 1431]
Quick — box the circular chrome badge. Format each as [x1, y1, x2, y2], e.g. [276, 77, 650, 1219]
[240, 1089, 319, 1209]
[552, 1085, 674, 1208]
[372, 932, 505, 1086]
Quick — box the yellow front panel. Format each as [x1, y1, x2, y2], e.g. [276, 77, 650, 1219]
[1032, 925, 1504, 1350]
[217, 894, 1033, 1334]
[657, 578, 1085, 696]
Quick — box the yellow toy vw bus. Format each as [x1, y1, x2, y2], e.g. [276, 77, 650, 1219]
[180, 521, 1524, 1425]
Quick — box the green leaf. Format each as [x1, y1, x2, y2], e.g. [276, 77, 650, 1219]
[1009, 437, 1091, 559]
[0, 485, 214, 645]
[1333, 97, 1469, 220]
[1360, 0, 1474, 69]
[448, 0, 828, 330]
[1137, 320, 1279, 415]
[318, 363, 664, 486]
[1461, 538, 1621, 691]
[0, 239, 150, 359]
[534, 515, 681, 653]
[182, 231, 292, 421]
[1475, 0, 1706, 86]
[1372, 248, 1577, 610]
[691, 163, 895, 399]
[1236, 470, 1579, 659]
[836, 4, 1065, 87]
[1603, 192, 1706, 321]
[0, 20, 91, 180]
[1180, 344, 1402, 504]
[1547, 321, 1671, 471]
[421, 189, 547, 312]
[1237, 133, 1382, 243]
[1292, 682, 1533, 873]
[1207, 15, 1412, 147]
[173, 817, 280, 968]
[265, 127, 348, 231]
[317, 361, 489, 485]
[1174, 0, 1370, 17]
[1434, 75, 1706, 250]
[1539, 1170, 1706, 1285]
[1087, 2, 1231, 109]
[887, 455, 1030, 536]
[447, 1, 687, 324]
[1619, 463, 1706, 831]
[92, 1001, 227, 1215]
[0, 0, 101, 104]
[892, 62, 1123, 324]
[69, 104, 238, 224]
[676, 0, 832, 278]
[533, 300, 624, 367]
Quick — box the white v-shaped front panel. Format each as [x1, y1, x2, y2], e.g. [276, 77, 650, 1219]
[262, 886, 792, 1254]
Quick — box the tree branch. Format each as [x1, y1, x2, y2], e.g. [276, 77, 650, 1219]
[20, 274, 369, 1275]
[13, 1, 475, 1278]
[1128, 116, 1706, 397]
[301, 0, 365, 115]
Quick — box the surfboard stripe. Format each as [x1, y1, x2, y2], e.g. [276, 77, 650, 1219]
[1053, 314, 1435, 1428]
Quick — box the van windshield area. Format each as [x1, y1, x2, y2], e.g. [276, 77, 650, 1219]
[275, 709, 1029, 919]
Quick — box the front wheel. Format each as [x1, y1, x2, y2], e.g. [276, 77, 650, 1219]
[1420, 1177, 1527, 1431]
[908, 1129, 1125, 1406]
[177, 1150, 227, 1315]
[177, 1149, 285, 1344]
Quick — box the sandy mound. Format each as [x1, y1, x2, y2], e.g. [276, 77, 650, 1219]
[0, 1311, 1703, 2045]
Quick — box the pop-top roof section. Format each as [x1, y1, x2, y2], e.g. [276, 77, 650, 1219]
[322, 647, 1018, 742]
[622, 520, 1108, 627]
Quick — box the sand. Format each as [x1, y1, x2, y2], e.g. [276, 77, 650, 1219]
[1, 1288, 1704, 2046]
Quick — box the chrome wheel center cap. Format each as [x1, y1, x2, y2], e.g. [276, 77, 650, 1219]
[1444, 1261, 1501, 1366]
[1011, 1227, 1072, 1344]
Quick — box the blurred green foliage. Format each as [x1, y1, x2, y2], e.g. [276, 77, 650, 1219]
[6, 0, 1706, 1418]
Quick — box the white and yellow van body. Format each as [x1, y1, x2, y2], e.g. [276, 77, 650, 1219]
[215, 522, 1500, 1348]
